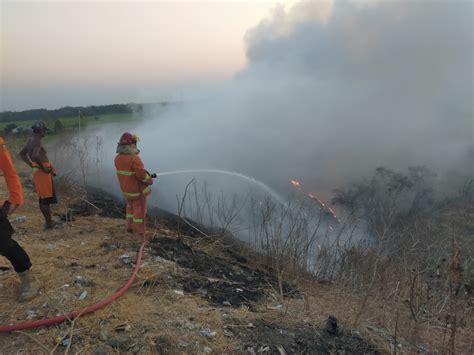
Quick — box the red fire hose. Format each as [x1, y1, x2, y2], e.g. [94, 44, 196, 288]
[0, 191, 150, 332]
[0, 237, 147, 332]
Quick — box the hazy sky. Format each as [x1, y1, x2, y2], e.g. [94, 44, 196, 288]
[0, 0, 299, 111]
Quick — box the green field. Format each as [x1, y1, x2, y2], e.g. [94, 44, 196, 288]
[0, 113, 135, 132]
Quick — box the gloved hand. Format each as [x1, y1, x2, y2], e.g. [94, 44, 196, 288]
[41, 166, 53, 174]
[0, 201, 11, 218]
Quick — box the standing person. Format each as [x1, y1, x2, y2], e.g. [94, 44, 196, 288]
[0, 136, 38, 302]
[114, 133, 153, 237]
[19, 121, 59, 229]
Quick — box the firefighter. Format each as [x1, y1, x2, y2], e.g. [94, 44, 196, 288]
[114, 133, 153, 236]
[0, 136, 39, 302]
[19, 121, 59, 229]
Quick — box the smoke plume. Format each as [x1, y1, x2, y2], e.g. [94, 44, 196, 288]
[75, 0, 473, 209]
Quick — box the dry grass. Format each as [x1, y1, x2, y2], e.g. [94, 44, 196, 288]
[0, 167, 261, 353]
[1, 162, 473, 354]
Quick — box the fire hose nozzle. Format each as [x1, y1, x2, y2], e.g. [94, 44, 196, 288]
[150, 173, 157, 179]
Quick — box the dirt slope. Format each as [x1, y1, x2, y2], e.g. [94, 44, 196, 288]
[0, 168, 388, 354]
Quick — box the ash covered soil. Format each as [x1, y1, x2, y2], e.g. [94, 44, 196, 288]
[0, 179, 384, 354]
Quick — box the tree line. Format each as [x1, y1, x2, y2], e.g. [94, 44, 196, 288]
[0, 102, 165, 122]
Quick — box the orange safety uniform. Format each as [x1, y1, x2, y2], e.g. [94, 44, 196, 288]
[0, 137, 32, 274]
[0, 137, 24, 206]
[31, 162, 56, 199]
[114, 153, 153, 234]
[19, 133, 56, 201]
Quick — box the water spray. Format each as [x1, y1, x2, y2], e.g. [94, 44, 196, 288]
[153, 169, 287, 206]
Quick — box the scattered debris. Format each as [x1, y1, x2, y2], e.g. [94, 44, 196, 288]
[119, 254, 132, 265]
[26, 310, 37, 320]
[79, 290, 88, 300]
[267, 304, 283, 310]
[14, 216, 27, 223]
[114, 323, 131, 332]
[47, 244, 57, 251]
[173, 289, 184, 296]
[75, 275, 96, 287]
[57, 334, 81, 347]
[175, 319, 195, 330]
[223, 329, 234, 337]
[199, 328, 217, 338]
[276, 344, 287, 355]
[177, 340, 189, 348]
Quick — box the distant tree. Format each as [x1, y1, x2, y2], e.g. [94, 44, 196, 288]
[3, 123, 17, 135]
[54, 119, 64, 133]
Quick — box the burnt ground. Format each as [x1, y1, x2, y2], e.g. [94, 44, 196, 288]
[235, 320, 380, 354]
[70, 189, 296, 310]
[148, 237, 295, 308]
[67, 187, 214, 237]
[67, 189, 126, 219]
[65, 187, 383, 354]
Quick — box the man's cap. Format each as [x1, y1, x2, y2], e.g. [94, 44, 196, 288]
[31, 121, 50, 132]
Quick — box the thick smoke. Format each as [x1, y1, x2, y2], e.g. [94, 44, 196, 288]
[77, 0, 472, 209]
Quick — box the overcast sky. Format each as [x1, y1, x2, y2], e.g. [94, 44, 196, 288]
[0, 0, 300, 111]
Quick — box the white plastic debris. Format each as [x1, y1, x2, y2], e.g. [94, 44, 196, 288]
[79, 291, 88, 300]
[267, 304, 283, 310]
[119, 254, 132, 264]
[26, 310, 37, 319]
[114, 323, 131, 332]
[199, 328, 217, 338]
[14, 216, 27, 223]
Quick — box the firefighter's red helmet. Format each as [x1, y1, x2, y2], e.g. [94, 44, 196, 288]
[118, 132, 139, 145]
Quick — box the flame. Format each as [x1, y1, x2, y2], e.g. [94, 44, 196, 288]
[290, 179, 341, 224]
[290, 179, 301, 188]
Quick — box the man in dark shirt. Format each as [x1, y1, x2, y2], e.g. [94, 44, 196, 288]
[19, 121, 58, 228]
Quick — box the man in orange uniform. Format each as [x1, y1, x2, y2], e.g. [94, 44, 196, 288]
[114, 133, 153, 236]
[0, 136, 38, 301]
[19, 121, 58, 228]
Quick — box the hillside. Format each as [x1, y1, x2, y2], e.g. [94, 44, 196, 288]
[0, 169, 385, 354]
[0, 164, 472, 354]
